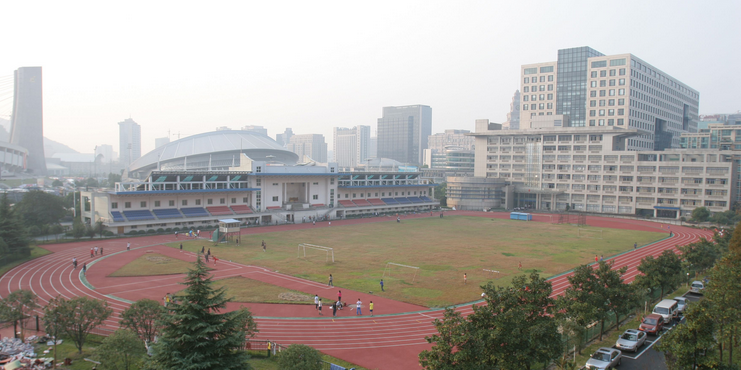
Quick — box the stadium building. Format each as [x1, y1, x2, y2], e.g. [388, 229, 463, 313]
[80, 131, 438, 234]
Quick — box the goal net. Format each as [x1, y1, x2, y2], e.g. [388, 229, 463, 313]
[482, 268, 501, 279]
[382, 262, 420, 282]
[297, 243, 335, 263]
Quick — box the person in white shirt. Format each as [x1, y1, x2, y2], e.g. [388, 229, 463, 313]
[356, 299, 362, 315]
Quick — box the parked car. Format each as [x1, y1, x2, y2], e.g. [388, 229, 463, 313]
[674, 296, 689, 313]
[639, 313, 665, 335]
[585, 347, 622, 369]
[690, 280, 705, 294]
[653, 299, 679, 324]
[615, 329, 647, 352]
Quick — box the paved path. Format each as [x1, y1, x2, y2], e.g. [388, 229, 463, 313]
[0, 212, 713, 370]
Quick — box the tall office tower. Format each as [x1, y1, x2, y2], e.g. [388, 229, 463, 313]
[502, 90, 521, 130]
[95, 144, 114, 163]
[377, 105, 432, 165]
[241, 125, 268, 136]
[519, 46, 699, 150]
[276, 128, 294, 146]
[155, 137, 170, 148]
[369, 136, 377, 158]
[118, 118, 141, 167]
[9, 66, 46, 174]
[286, 134, 327, 162]
[333, 125, 370, 168]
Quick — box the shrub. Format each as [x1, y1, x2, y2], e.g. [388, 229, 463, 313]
[165, 228, 172, 232]
[137, 230, 146, 234]
[147, 229, 156, 234]
[128, 230, 139, 235]
[156, 228, 165, 233]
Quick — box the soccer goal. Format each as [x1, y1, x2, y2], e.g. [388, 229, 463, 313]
[577, 228, 604, 239]
[297, 243, 335, 263]
[483, 269, 500, 279]
[382, 262, 420, 282]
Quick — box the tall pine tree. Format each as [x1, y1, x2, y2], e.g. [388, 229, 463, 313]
[0, 193, 30, 260]
[146, 257, 258, 370]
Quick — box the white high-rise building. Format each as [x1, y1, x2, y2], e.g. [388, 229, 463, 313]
[95, 144, 114, 163]
[333, 125, 370, 168]
[118, 118, 141, 167]
[286, 134, 327, 162]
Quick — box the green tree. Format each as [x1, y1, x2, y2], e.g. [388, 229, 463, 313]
[52, 179, 63, 187]
[277, 344, 323, 370]
[657, 299, 717, 369]
[635, 250, 683, 298]
[0, 290, 39, 339]
[706, 255, 741, 365]
[146, 257, 258, 370]
[43, 296, 113, 354]
[727, 222, 741, 257]
[433, 183, 447, 207]
[680, 238, 720, 273]
[420, 273, 561, 370]
[85, 224, 96, 239]
[108, 173, 122, 186]
[94, 329, 147, 370]
[14, 190, 67, 227]
[559, 263, 615, 342]
[95, 220, 106, 238]
[0, 193, 31, 260]
[120, 299, 166, 343]
[691, 207, 711, 223]
[595, 262, 635, 332]
[72, 218, 86, 239]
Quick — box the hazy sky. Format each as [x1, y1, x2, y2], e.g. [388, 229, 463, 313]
[0, 0, 739, 156]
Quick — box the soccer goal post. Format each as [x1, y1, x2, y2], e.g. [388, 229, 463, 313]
[483, 269, 500, 279]
[382, 262, 420, 282]
[297, 243, 335, 263]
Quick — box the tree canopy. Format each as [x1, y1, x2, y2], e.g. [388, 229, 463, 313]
[277, 344, 323, 370]
[44, 296, 113, 354]
[14, 190, 67, 227]
[94, 329, 147, 370]
[0, 193, 31, 260]
[691, 207, 711, 222]
[120, 298, 166, 343]
[635, 249, 683, 298]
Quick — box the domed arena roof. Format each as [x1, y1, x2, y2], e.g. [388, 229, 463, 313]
[127, 130, 299, 177]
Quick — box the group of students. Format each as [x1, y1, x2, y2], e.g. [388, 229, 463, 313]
[314, 292, 374, 317]
[90, 246, 103, 257]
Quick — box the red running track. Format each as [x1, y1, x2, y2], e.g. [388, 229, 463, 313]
[0, 212, 713, 370]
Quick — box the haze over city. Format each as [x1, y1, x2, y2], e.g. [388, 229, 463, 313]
[0, 0, 738, 156]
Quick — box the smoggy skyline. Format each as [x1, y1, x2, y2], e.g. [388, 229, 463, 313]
[0, 0, 739, 156]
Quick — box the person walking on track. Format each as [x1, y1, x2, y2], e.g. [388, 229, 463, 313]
[328, 274, 333, 287]
[380, 279, 384, 292]
[356, 299, 362, 315]
[318, 299, 323, 316]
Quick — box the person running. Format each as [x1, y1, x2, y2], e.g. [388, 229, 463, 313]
[94, 246, 98, 255]
[180, 243, 183, 252]
[634, 242, 637, 250]
[90, 248, 94, 258]
[356, 299, 362, 315]
[595, 255, 598, 263]
[328, 274, 333, 287]
[201, 246, 205, 254]
[332, 301, 338, 317]
[72, 257, 77, 269]
[126, 242, 131, 251]
[318, 299, 323, 316]
[380, 279, 384, 292]
[464, 273, 467, 285]
[213, 256, 218, 266]
[207, 248, 211, 256]
[370, 301, 374, 317]
[338, 290, 342, 303]
[175, 231, 178, 238]
[100, 247, 103, 256]
[205, 253, 209, 262]
[82, 263, 87, 275]
[518, 261, 523, 270]
[314, 294, 319, 310]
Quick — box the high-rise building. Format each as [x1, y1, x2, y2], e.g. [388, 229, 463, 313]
[502, 90, 521, 130]
[286, 134, 327, 162]
[333, 125, 370, 168]
[276, 128, 294, 147]
[519, 47, 699, 150]
[95, 144, 115, 163]
[118, 118, 141, 167]
[377, 105, 432, 165]
[241, 125, 268, 136]
[9, 66, 46, 174]
[369, 136, 377, 158]
[155, 137, 170, 149]
[427, 129, 475, 152]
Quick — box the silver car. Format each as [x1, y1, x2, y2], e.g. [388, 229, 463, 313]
[690, 281, 705, 294]
[615, 329, 646, 352]
[586, 347, 622, 369]
[674, 296, 689, 313]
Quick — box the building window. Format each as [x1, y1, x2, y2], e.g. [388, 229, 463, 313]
[182, 200, 188, 206]
[111, 202, 118, 209]
[523, 95, 529, 101]
[589, 120, 596, 126]
[619, 68, 626, 75]
[220, 198, 225, 204]
[591, 81, 597, 88]
[618, 108, 625, 115]
[608, 109, 615, 116]
[590, 91, 597, 97]
[539, 85, 545, 91]
[608, 119, 615, 126]
[524, 77, 529, 83]
[599, 109, 605, 116]
[231, 198, 236, 204]
[207, 199, 213, 205]
[619, 78, 625, 85]
[600, 90, 606, 97]
[600, 80, 607, 87]
[539, 94, 545, 100]
[531, 104, 536, 110]
[313, 182, 319, 185]
[618, 89, 625, 95]
[539, 103, 545, 109]
[523, 86, 529, 93]
[547, 103, 553, 109]
[540, 76, 546, 82]
[590, 110, 596, 117]
[125, 202, 131, 208]
[140, 201, 147, 208]
[591, 71, 598, 78]
[195, 199, 201, 205]
[599, 119, 605, 126]
[618, 118, 625, 125]
[531, 94, 536, 101]
[352, 193, 356, 198]
[590, 100, 596, 107]
[242, 197, 248, 203]
[600, 70, 607, 77]
[609, 89, 616, 96]
[547, 93, 553, 100]
[375, 193, 378, 196]
[256, 166, 261, 173]
[169, 200, 175, 206]
[395, 192, 398, 196]
[548, 75, 553, 81]
[610, 69, 617, 76]
[599, 100, 606, 107]
[618, 98, 625, 105]
[272, 196, 279, 201]
[313, 194, 318, 200]
[256, 178, 261, 186]
[523, 104, 529, 110]
[609, 79, 616, 86]
[154, 201, 160, 207]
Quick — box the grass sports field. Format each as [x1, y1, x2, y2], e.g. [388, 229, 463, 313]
[166, 216, 665, 307]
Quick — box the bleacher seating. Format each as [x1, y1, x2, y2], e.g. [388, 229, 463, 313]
[111, 211, 125, 222]
[230, 205, 253, 214]
[381, 198, 398, 205]
[180, 207, 210, 217]
[407, 197, 423, 203]
[266, 206, 282, 210]
[420, 196, 434, 202]
[338, 200, 357, 207]
[207, 206, 234, 216]
[153, 209, 183, 219]
[311, 203, 325, 207]
[394, 197, 412, 204]
[367, 198, 385, 206]
[122, 210, 155, 221]
[352, 199, 372, 206]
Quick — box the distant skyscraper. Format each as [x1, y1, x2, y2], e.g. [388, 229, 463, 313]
[369, 136, 377, 158]
[241, 125, 268, 136]
[377, 105, 432, 165]
[427, 129, 475, 152]
[276, 128, 294, 147]
[502, 90, 521, 130]
[95, 144, 114, 163]
[286, 134, 327, 162]
[333, 125, 370, 168]
[519, 46, 699, 150]
[118, 118, 141, 166]
[9, 66, 46, 174]
[155, 137, 170, 149]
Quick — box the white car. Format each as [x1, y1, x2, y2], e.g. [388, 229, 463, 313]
[586, 347, 622, 369]
[615, 329, 646, 352]
[690, 281, 705, 294]
[674, 296, 689, 313]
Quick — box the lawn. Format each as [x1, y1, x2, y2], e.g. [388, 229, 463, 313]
[108, 253, 206, 277]
[212, 276, 336, 305]
[0, 245, 52, 277]
[165, 216, 664, 307]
